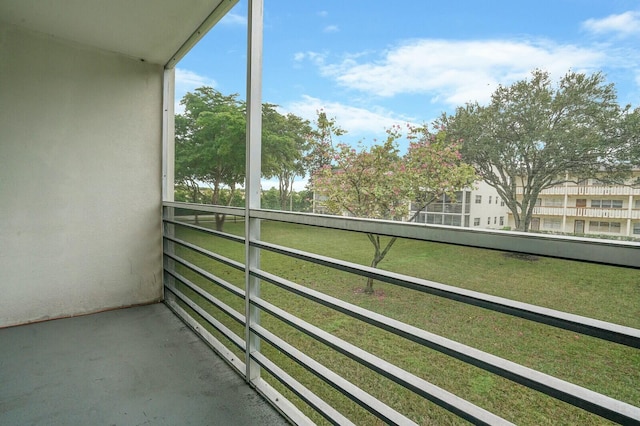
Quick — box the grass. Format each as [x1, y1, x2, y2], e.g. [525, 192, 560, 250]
[169, 218, 640, 425]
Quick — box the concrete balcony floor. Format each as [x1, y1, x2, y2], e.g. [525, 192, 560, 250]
[0, 303, 289, 426]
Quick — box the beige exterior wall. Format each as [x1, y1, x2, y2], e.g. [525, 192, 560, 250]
[0, 24, 164, 327]
[507, 173, 640, 238]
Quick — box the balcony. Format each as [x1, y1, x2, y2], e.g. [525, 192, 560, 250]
[2, 1, 640, 424]
[161, 202, 640, 424]
[517, 186, 640, 196]
[530, 207, 640, 219]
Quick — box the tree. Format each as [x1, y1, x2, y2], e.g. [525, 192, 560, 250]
[175, 114, 205, 204]
[313, 124, 475, 294]
[262, 104, 312, 210]
[621, 107, 640, 172]
[176, 87, 246, 231]
[261, 187, 280, 210]
[305, 111, 347, 185]
[405, 126, 477, 220]
[440, 69, 628, 231]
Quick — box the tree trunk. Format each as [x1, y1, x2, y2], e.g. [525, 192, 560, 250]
[279, 174, 292, 211]
[211, 183, 226, 231]
[215, 213, 225, 231]
[515, 215, 524, 232]
[364, 234, 397, 295]
[365, 255, 382, 294]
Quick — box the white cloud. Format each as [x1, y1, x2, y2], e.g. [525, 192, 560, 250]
[315, 39, 606, 106]
[323, 25, 339, 33]
[317, 11, 329, 18]
[285, 95, 416, 137]
[220, 12, 246, 26]
[292, 51, 328, 67]
[174, 68, 217, 113]
[582, 11, 640, 37]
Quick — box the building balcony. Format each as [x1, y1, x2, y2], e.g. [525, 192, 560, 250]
[516, 185, 640, 196]
[2, 1, 639, 424]
[157, 202, 640, 424]
[2, 203, 639, 425]
[531, 206, 640, 219]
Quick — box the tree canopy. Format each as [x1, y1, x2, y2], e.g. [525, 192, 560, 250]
[440, 69, 629, 231]
[175, 87, 314, 229]
[313, 121, 475, 294]
[175, 87, 246, 230]
[304, 110, 347, 186]
[262, 103, 312, 210]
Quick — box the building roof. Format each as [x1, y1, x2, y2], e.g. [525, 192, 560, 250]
[0, 0, 236, 66]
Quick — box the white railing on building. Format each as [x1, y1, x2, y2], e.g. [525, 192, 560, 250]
[517, 185, 640, 196]
[531, 207, 640, 219]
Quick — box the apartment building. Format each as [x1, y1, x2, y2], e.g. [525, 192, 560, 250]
[508, 171, 640, 238]
[409, 181, 510, 229]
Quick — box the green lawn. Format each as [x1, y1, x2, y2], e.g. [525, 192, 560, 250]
[169, 219, 640, 425]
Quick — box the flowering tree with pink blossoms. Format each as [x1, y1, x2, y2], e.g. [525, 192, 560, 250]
[313, 123, 476, 294]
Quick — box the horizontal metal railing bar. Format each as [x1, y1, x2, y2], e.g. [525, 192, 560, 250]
[251, 351, 355, 426]
[164, 251, 245, 299]
[164, 282, 246, 352]
[251, 324, 418, 426]
[252, 377, 317, 426]
[249, 208, 640, 268]
[164, 201, 245, 218]
[252, 296, 512, 426]
[165, 269, 245, 326]
[164, 296, 247, 376]
[252, 268, 640, 425]
[164, 234, 245, 272]
[252, 239, 640, 349]
[162, 202, 639, 267]
[163, 218, 245, 244]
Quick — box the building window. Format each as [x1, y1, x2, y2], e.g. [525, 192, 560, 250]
[500, 199, 505, 206]
[499, 216, 504, 226]
[494, 216, 497, 224]
[496, 197, 500, 204]
[473, 217, 480, 226]
[489, 196, 492, 204]
[475, 195, 482, 204]
[591, 199, 623, 209]
[543, 218, 562, 230]
[633, 223, 640, 235]
[443, 214, 462, 226]
[589, 221, 621, 233]
[487, 217, 491, 225]
[544, 198, 563, 207]
[426, 214, 442, 225]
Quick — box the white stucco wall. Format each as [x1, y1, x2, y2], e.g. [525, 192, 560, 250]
[0, 24, 164, 327]
[469, 181, 510, 229]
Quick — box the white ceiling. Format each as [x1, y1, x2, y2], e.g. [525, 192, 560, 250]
[0, 0, 233, 65]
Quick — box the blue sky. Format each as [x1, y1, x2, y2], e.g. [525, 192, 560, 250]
[175, 1, 640, 188]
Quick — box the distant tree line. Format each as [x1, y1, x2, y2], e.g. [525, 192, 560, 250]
[175, 87, 313, 230]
